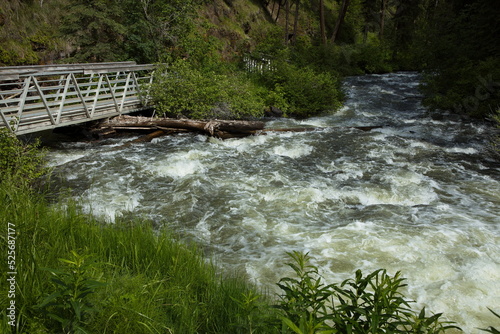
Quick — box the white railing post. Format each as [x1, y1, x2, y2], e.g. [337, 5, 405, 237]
[90, 74, 104, 117]
[14, 76, 33, 131]
[54, 75, 65, 102]
[0, 110, 13, 132]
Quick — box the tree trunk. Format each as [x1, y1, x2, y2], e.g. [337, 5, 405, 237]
[100, 116, 382, 142]
[285, 0, 290, 43]
[275, 0, 282, 22]
[319, 0, 327, 44]
[331, 0, 351, 44]
[379, 0, 387, 39]
[291, 0, 300, 44]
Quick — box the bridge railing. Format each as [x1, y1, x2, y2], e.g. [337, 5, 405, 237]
[0, 62, 155, 135]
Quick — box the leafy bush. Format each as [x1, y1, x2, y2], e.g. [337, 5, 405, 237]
[35, 251, 106, 333]
[150, 60, 265, 119]
[0, 128, 49, 187]
[421, 57, 500, 119]
[279, 65, 342, 118]
[277, 252, 461, 334]
[256, 59, 343, 118]
[330, 40, 393, 75]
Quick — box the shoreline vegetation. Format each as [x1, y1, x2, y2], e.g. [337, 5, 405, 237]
[1, 0, 498, 123]
[1, 124, 500, 333]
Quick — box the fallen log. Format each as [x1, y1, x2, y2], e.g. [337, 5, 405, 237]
[100, 116, 382, 140]
[104, 116, 265, 138]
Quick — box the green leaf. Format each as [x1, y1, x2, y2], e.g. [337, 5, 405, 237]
[281, 316, 304, 334]
[35, 291, 63, 308]
[58, 258, 78, 266]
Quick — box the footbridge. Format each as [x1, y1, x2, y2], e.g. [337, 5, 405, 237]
[0, 62, 156, 135]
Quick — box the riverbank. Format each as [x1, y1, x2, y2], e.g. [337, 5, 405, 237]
[2, 183, 478, 333]
[0, 183, 275, 333]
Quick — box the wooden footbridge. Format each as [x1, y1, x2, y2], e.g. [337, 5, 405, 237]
[0, 62, 156, 135]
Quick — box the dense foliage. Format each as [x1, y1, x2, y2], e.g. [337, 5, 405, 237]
[419, 0, 500, 120]
[277, 252, 460, 334]
[150, 56, 343, 119]
[0, 129, 49, 187]
[1, 0, 499, 122]
[151, 60, 266, 119]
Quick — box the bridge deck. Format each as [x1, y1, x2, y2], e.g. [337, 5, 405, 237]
[0, 62, 155, 135]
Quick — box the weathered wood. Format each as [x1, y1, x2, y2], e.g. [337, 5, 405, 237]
[129, 130, 167, 143]
[102, 115, 382, 139]
[262, 125, 383, 133]
[104, 116, 266, 138]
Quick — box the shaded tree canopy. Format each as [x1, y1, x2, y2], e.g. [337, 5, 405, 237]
[0, 0, 498, 120]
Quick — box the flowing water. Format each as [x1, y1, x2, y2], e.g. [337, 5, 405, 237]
[46, 72, 499, 332]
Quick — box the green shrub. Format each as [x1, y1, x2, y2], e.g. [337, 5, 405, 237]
[421, 57, 500, 119]
[150, 61, 265, 119]
[257, 60, 343, 118]
[0, 128, 49, 187]
[277, 252, 461, 334]
[34, 251, 106, 333]
[277, 251, 333, 333]
[279, 65, 342, 118]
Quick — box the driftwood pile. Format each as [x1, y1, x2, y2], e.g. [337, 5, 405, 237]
[94, 115, 381, 142]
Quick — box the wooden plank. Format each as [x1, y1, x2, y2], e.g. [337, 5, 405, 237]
[0, 74, 20, 80]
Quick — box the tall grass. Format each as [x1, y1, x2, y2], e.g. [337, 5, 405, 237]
[0, 183, 272, 333]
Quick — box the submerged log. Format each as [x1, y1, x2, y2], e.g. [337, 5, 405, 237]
[260, 125, 383, 133]
[129, 130, 167, 143]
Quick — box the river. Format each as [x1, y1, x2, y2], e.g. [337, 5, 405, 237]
[46, 72, 499, 332]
